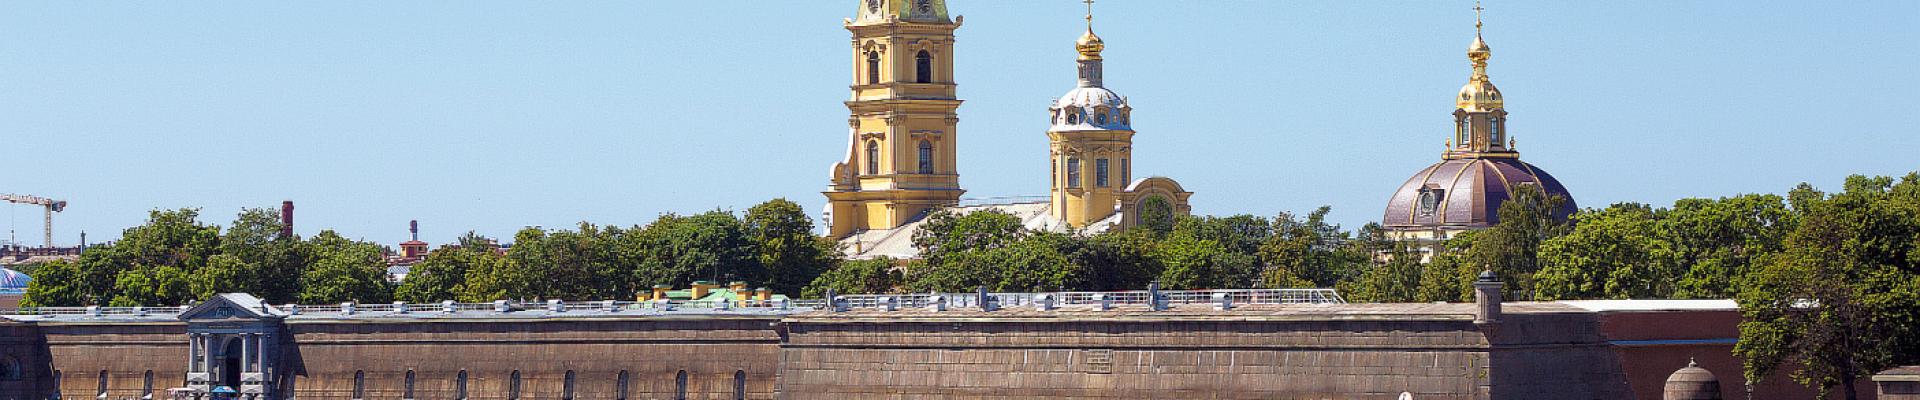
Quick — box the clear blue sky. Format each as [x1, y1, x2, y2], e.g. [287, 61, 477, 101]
[2, 1, 1915, 246]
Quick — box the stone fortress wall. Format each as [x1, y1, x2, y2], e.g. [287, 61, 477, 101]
[0, 293, 1867, 400]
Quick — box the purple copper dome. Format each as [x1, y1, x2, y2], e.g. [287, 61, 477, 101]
[1382, 157, 1575, 231]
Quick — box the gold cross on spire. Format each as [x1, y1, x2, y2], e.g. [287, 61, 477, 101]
[1473, 0, 1485, 35]
[1084, 0, 1096, 29]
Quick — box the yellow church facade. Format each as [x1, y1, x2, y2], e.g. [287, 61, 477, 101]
[825, 0, 1193, 258]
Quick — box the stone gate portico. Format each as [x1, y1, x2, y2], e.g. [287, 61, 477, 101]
[180, 293, 284, 400]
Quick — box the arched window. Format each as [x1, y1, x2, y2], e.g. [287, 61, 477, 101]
[1096, 159, 1110, 187]
[866, 51, 882, 85]
[616, 370, 631, 400]
[1066, 158, 1081, 188]
[455, 370, 468, 400]
[734, 370, 747, 400]
[563, 370, 577, 400]
[509, 370, 522, 400]
[865, 140, 880, 175]
[914, 50, 932, 83]
[675, 370, 689, 400]
[97, 370, 108, 399]
[142, 370, 154, 400]
[352, 370, 366, 399]
[404, 370, 416, 399]
[917, 140, 934, 174]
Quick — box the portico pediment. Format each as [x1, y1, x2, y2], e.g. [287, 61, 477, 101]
[179, 293, 285, 322]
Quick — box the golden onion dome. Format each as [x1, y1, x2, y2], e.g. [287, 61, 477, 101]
[1077, 28, 1105, 60]
[1457, 34, 1502, 111]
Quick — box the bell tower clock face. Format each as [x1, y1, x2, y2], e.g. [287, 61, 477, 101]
[866, 0, 881, 14]
[915, 0, 933, 15]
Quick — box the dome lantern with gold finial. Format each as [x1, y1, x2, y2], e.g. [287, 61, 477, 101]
[1076, 1, 1104, 60]
[1457, 1, 1503, 112]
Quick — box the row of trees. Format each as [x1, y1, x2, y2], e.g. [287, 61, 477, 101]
[22, 199, 834, 307]
[803, 206, 1376, 297]
[23, 208, 393, 307]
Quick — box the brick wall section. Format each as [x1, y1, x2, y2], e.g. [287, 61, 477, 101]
[35, 322, 188, 399]
[780, 305, 1497, 399]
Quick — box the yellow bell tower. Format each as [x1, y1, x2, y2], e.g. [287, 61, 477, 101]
[825, 0, 965, 238]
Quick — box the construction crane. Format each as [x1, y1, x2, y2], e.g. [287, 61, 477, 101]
[0, 194, 66, 248]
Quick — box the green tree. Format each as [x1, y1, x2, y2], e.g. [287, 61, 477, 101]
[1260, 207, 1367, 288]
[1665, 194, 1794, 298]
[628, 211, 759, 288]
[1467, 185, 1572, 299]
[1340, 243, 1423, 303]
[1153, 232, 1259, 289]
[1068, 230, 1162, 291]
[1534, 203, 1672, 300]
[108, 265, 193, 307]
[396, 245, 481, 303]
[803, 257, 901, 297]
[1414, 232, 1478, 303]
[20, 260, 87, 307]
[508, 224, 628, 300]
[1737, 174, 1920, 400]
[298, 231, 393, 304]
[1136, 196, 1177, 236]
[745, 199, 837, 295]
[190, 254, 260, 301]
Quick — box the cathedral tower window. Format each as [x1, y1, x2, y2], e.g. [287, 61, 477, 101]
[865, 140, 880, 175]
[1066, 108, 1080, 124]
[405, 370, 416, 399]
[1490, 116, 1503, 144]
[917, 140, 934, 174]
[915, 51, 933, 83]
[1096, 159, 1110, 187]
[1067, 158, 1082, 188]
[142, 370, 153, 400]
[97, 370, 107, 399]
[1121, 158, 1130, 183]
[866, 51, 882, 85]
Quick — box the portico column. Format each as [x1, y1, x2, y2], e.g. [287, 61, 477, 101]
[240, 333, 252, 373]
[187, 333, 198, 373]
[203, 334, 217, 377]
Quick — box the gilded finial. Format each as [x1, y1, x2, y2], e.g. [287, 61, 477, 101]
[1474, 0, 1484, 38]
[1076, 0, 1105, 60]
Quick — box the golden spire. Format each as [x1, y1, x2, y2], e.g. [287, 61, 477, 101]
[1456, 0, 1502, 111]
[1076, 0, 1105, 60]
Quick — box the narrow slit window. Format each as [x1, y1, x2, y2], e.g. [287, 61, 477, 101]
[866, 51, 882, 84]
[866, 141, 880, 175]
[917, 140, 934, 174]
[675, 370, 689, 400]
[1096, 159, 1110, 187]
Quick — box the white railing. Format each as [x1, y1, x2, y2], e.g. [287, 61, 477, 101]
[0, 288, 1344, 317]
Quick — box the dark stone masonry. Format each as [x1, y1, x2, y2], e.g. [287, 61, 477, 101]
[0, 293, 1874, 399]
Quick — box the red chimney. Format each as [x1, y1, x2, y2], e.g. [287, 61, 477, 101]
[280, 201, 295, 239]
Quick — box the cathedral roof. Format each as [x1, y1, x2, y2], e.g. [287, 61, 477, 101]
[1381, 157, 1575, 231]
[839, 201, 1125, 260]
